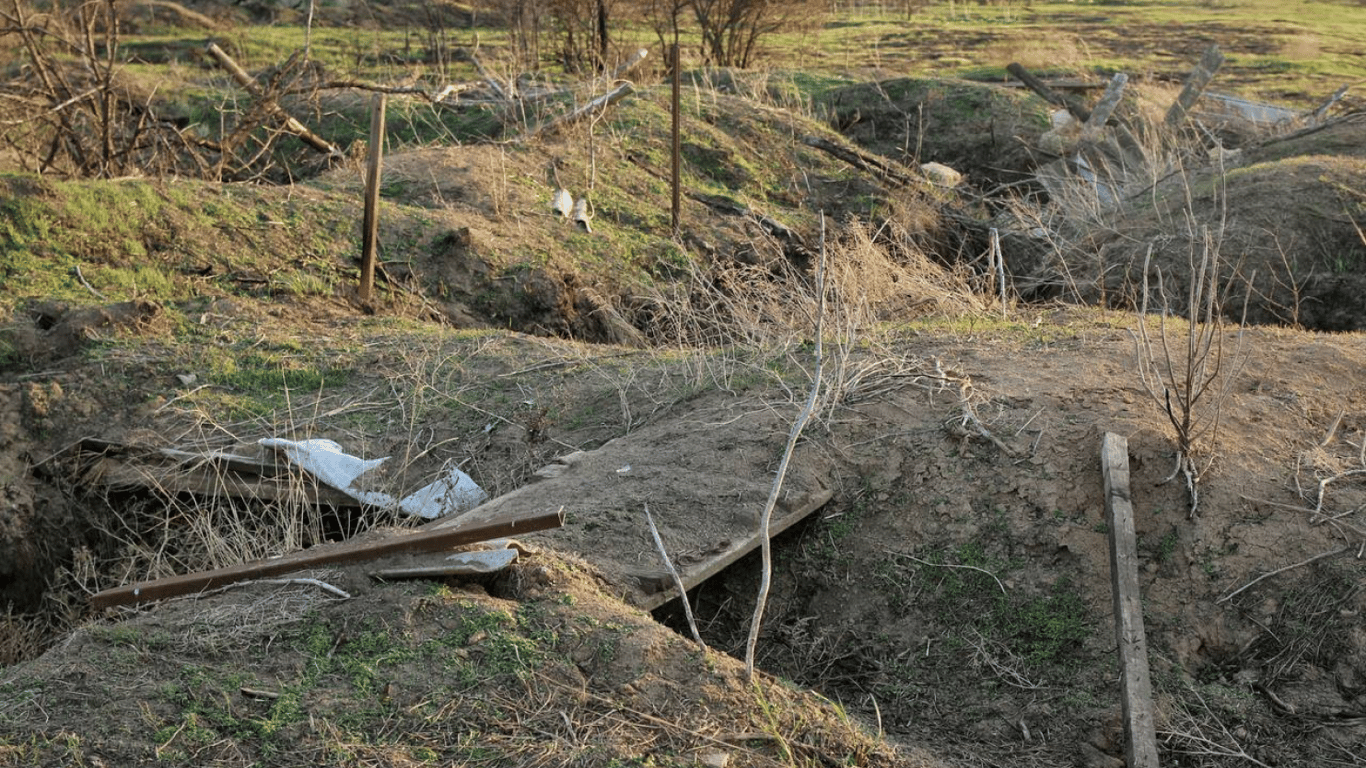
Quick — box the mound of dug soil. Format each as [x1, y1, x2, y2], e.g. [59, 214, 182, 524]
[1005, 113, 1366, 332]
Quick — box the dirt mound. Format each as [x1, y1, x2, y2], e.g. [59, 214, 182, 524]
[819, 78, 1052, 192]
[996, 112, 1366, 332]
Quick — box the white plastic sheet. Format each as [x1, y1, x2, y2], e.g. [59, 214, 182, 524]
[259, 437, 487, 519]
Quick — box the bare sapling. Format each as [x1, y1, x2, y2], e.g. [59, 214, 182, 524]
[1133, 231, 1249, 518]
[745, 213, 827, 681]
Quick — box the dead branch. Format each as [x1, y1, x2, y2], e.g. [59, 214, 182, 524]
[519, 81, 635, 141]
[644, 502, 705, 648]
[1216, 545, 1352, 604]
[886, 550, 1007, 595]
[801, 135, 921, 189]
[205, 42, 340, 157]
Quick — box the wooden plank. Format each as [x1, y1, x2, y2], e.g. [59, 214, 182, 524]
[1165, 44, 1224, 128]
[90, 508, 564, 609]
[91, 456, 362, 508]
[1101, 433, 1160, 768]
[638, 487, 833, 611]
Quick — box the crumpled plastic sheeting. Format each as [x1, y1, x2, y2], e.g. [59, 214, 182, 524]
[259, 437, 487, 519]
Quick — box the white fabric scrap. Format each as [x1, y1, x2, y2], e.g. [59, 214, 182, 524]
[259, 437, 487, 519]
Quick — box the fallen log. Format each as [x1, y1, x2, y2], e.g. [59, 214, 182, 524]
[802, 135, 921, 189]
[205, 42, 341, 157]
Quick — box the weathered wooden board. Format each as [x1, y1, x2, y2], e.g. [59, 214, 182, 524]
[1102, 433, 1160, 768]
[431, 398, 834, 611]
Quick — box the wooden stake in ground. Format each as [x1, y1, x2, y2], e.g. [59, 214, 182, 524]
[670, 42, 681, 236]
[360, 93, 386, 304]
[1101, 432, 1160, 768]
[1165, 45, 1224, 128]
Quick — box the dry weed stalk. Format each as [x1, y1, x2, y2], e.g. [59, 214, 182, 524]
[1133, 232, 1249, 518]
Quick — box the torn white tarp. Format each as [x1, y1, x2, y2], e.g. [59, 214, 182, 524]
[259, 437, 487, 519]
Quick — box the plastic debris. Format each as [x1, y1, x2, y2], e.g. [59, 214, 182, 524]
[260, 437, 486, 519]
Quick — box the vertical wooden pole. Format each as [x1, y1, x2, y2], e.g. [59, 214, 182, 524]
[1102, 432, 1160, 768]
[670, 40, 681, 237]
[360, 93, 386, 304]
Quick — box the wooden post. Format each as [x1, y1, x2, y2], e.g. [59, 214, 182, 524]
[1165, 45, 1224, 128]
[1081, 72, 1129, 143]
[360, 93, 385, 304]
[1007, 62, 1091, 123]
[670, 41, 681, 237]
[1101, 433, 1160, 768]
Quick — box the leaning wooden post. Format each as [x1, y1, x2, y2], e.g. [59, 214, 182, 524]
[1081, 72, 1129, 143]
[359, 94, 386, 304]
[1101, 432, 1160, 768]
[1165, 45, 1224, 128]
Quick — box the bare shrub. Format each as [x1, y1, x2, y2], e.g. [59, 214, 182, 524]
[689, 0, 827, 68]
[1132, 234, 1249, 518]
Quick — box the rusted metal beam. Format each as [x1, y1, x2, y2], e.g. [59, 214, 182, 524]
[90, 508, 564, 609]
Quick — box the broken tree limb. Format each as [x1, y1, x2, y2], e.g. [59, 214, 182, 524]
[1165, 44, 1225, 128]
[1216, 545, 1352, 604]
[802, 135, 921, 189]
[520, 81, 636, 140]
[1101, 433, 1160, 768]
[609, 47, 650, 81]
[464, 51, 510, 101]
[205, 42, 341, 157]
[1007, 62, 1091, 123]
[688, 192, 802, 246]
[89, 507, 564, 609]
[1308, 84, 1350, 123]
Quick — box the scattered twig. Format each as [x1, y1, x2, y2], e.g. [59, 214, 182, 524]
[964, 628, 1046, 690]
[644, 502, 705, 649]
[1216, 545, 1351, 604]
[73, 265, 106, 300]
[886, 550, 1007, 595]
[214, 576, 352, 600]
